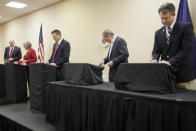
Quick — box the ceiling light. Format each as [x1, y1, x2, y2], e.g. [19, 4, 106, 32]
[6, 1, 27, 9]
[0, 16, 2, 19]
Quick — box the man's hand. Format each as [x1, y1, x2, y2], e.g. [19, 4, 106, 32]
[150, 59, 158, 63]
[159, 60, 171, 66]
[50, 63, 57, 66]
[8, 58, 14, 62]
[22, 60, 27, 63]
[108, 61, 114, 67]
[5, 59, 9, 63]
[99, 60, 104, 66]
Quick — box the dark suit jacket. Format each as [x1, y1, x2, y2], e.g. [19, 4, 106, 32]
[104, 36, 129, 82]
[4, 46, 22, 62]
[49, 39, 71, 81]
[152, 21, 196, 82]
[49, 39, 70, 67]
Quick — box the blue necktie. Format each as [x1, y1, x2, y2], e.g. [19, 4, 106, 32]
[167, 27, 172, 44]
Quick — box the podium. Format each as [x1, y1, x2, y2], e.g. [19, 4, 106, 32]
[5, 63, 27, 103]
[0, 64, 5, 97]
[115, 63, 176, 94]
[64, 63, 104, 85]
[29, 63, 56, 113]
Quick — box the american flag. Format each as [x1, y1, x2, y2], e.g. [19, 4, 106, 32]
[38, 24, 44, 62]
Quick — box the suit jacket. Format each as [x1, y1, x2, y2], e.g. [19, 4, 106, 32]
[152, 21, 196, 82]
[104, 36, 129, 82]
[49, 39, 71, 67]
[4, 46, 22, 62]
[23, 48, 37, 66]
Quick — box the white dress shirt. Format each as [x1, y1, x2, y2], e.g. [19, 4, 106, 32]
[57, 38, 63, 46]
[108, 35, 117, 59]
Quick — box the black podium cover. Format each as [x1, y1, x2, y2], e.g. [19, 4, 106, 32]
[115, 63, 176, 94]
[0, 64, 5, 97]
[64, 63, 104, 85]
[5, 63, 27, 103]
[29, 63, 56, 113]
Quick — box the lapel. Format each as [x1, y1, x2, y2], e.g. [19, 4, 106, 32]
[161, 27, 167, 45]
[7, 47, 10, 57]
[56, 39, 64, 55]
[168, 21, 179, 45]
[110, 36, 118, 58]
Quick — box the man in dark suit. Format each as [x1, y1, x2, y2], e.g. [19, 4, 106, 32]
[151, 3, 196, 89]
[47, 29, 71, 81]
[100, 29, 129, 82]
[4, 40, 22, 63]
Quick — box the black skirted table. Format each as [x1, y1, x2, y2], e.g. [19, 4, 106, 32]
[5, 63, 27, 103]
[0, 64, 6, 97]
[29, 63, 56, 113]
[46, 81, 196, 131]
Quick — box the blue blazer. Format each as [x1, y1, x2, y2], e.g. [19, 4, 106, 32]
[4, 46, 22, 62]
[49, 39, 71, 68]
[152, 21, 196, 82]
[104, 36, 129, 82]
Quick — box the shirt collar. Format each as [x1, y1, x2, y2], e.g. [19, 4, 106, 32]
[166, 19, 176, 29]
[111, 35, 117, 44]
[10, 46, 15, 49]
[57, 38, 63, 45]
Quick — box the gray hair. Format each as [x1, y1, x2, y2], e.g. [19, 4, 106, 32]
[23, 41, 32, 48]
[102, 29, 114, 37]
[9, 40, 15, 43]
[158, 3, 175, 15]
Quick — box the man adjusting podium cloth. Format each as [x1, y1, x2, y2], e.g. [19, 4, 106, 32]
[100, 29, 129, 82]
[47, 29, 71, 81]
[4, 40, 22, 63]
[151, 3, 196, 89]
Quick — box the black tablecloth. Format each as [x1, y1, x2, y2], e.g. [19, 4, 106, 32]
[46, 81, 196, 131]
[0, 114, 32, 131]
[5, 63, 27, 103]
[0, 64, 5, 97]
[64, 63, 104, 85]
[29, 63, 56, 113]
[115, 63, 176, 94]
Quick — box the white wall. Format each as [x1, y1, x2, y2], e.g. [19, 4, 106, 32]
[0, 0, 195, 80]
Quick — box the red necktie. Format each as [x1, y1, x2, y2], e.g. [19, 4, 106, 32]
[52, 43, 58, 63]
[9, 47, 13, 58]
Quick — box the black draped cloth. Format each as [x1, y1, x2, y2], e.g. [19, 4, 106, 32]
[115, 63, 176, 93]
[0, 114, 32, 131]
[5, 63, 27, 103]
[64, 63, 104, 85]
[29, 63, 56, 113]
[46, 81, 196, 131]
[0, 64, 6, 97]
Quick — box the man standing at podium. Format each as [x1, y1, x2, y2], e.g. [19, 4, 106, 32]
[151, 3, 196, 89]
[4, 40, 22, 63]
[47, 29, 71, 81]
[100, 29, 129, 82]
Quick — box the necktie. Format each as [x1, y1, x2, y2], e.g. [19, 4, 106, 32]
[167, 26, 172, 44]
[108, 43, 113, 59]
[9, 47, 13, 58]
[52, 43, 58, 63]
